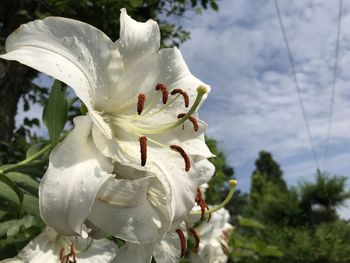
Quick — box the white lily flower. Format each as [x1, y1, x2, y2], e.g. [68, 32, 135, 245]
[190, 208, 233, 263]
[114, 223, 188, 263]
[0, 9, 215, 246]
[0, 227, 117, 263]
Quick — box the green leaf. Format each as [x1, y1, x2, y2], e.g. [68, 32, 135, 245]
[43, 80, 68, 145]
[26, 143, 45, 159]
[238, 216, 265, 229]
[0, 181, 39, 216]
[80, 101, 88, 115]
[0, 174, 23, 208]
[0, 215, 42, 238]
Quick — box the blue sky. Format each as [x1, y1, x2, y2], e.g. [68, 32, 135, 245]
[15, 1, 350, 216]
[178, 0, 350, 194]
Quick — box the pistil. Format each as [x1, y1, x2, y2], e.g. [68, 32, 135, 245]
[191, 180, 238, 216]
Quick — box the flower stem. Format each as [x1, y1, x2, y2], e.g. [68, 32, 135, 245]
[191, 179, 237, 215]
[0, 144, 52, 174]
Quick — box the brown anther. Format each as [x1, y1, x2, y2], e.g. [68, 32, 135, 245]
[220, 242, 230, 255]
[137, 93, 146, 115]
[170, 145, 190, 172]
[171, 88, 189, 107]
[177, 113, 199, 131]
[139, 136, 147, 166]
[176, 229, 186, 258]
[59, 243, 76, 263]
[189, 228, 200, 253]
[195, 188, 207, 220]
[70, 242, 76, 263]
[156, 83, 169, 104]
[59, 248, 65, 262]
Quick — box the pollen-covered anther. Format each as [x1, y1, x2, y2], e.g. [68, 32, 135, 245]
[176, 229, 186, 258]
[139, 136, 147, 166]
[137, 93, 146, 115]
[170, 145, 190, 172]
[171, 88, 189, 107]
[70, 242, 76, 263]
[195, 188, 207, 220]
[59, 248, 65, 263]
[189, 228, 200, 253]
[59, 242, 76, 263]
[177, 113, 199, 132]
[155, 83, 169, 104]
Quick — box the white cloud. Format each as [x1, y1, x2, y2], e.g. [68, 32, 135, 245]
[180, 0, 350, 189]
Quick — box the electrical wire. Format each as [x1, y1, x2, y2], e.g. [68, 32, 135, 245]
[274, 0, 320, 171]
[323, 0, 342, 167]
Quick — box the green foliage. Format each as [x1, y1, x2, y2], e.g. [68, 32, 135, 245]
[205, 137, 235, 204]
[250, 151, 286, 206]
[43, 80, 68, 145]
[0, 215, 44, 260]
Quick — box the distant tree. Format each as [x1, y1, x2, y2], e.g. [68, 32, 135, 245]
[299, 172, 350, 226]
[250, 151, 286, 207]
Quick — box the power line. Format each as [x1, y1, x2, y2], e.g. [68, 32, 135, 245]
[323, 0, 342, 167]
[274, 0, 320, 171]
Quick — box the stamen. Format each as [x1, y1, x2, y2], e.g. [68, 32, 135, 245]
[176, 229, 186, 258]
[59, 248, 65, 263]
[177, 113, 199, 131]
[191, 179, 238, 216]
[171, 88, 189, 107]
[221, 243, 230, 255]
[195, 188, 207, 220]
[70, 242, 76, 263]
[189, 228, 200, 253]
[126, 86, 207, 135]
[139, 136, 147, 166]
[170, 145, 190, 172]
[156, 83, 169, 104]
[137, 93, 146, 115]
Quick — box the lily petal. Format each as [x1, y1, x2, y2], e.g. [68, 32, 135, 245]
[88, 174, 169, 243]
[1, 227, 117, 263]
[153, 225, 188, 263]
[117, 8, 160, 68]
[112, 242, 152, 263]
[39, 116, 113, 237]
[0, 16, 123, 138]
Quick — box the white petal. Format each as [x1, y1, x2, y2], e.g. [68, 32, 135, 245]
[93, 125, 204, 231]
[117, 9, 160, 68]
[75, 238, 118, 263]
[112, 243, 152, 263]
[2, 227, 118, 263]
[1, 17, 122, 109]
[153, 225, 188, 263]
[0, 17, 124, 139]
[39, 116, 113, 236]
[88, 174, 170, 243]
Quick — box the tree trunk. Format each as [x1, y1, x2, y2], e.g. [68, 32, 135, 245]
[0, 60, 29, 142]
